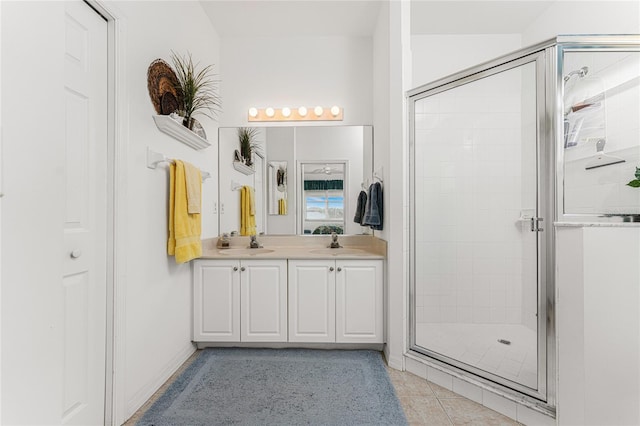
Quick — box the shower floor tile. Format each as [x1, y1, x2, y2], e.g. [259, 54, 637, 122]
[416, 323, 538, 389]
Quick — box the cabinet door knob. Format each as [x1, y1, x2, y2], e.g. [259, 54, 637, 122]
[70, 250, 82, 259]
[233, 266, 238, 272]
[240, 266, 246, 272]
[337, 267, 342, 272]
[329, 267, 334, 272]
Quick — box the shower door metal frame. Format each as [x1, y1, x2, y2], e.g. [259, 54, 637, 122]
[407, 39, 557, 411]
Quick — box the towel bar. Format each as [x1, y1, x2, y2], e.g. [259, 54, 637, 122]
[146, 147, 211, 181]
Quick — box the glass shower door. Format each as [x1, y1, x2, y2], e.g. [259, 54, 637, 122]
[410, 55, 546, 398]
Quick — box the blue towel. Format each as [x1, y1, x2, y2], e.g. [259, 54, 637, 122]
[362, 182, 383, 230]
[353, 190, 367, 224]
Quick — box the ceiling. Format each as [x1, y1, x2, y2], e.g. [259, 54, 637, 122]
[410, 1, 555, 35]
[199, 1, 383, 37]
[200, 0, 556, 37]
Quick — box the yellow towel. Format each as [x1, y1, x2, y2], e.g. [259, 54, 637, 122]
[278, 198, 287, 215]
[240, 186, 256, 236]
[248, 186, 255, 216]
[168, 160, 201, 263]
[183, 161, 202, 214]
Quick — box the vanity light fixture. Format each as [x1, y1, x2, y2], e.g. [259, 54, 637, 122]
[247, 105, 343, 122]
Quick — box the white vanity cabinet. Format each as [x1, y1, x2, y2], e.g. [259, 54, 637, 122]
[240, 259, 287, 342]
[288, 260, 336, 342]
[193, 259, 287, 343]
[288, 259, 384, 344]
[335, 260, 384, 343]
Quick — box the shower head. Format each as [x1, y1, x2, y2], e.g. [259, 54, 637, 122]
[564, 66, 589, 83]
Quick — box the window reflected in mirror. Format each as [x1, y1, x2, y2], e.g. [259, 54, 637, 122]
[301, 162, 346, 234]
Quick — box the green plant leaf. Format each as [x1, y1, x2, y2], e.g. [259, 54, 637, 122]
[627, 179, 640, 188]
[170, 51, 221, 121]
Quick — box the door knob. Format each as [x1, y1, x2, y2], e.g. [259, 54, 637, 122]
[337, 267, 342, 272]
[329, 267, 334, 272]
[240, 266, 246, 272]
[70, 250, 82, 259]
[233, 266, 238, 272]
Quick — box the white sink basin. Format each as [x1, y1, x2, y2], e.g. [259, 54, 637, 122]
[218, 248, 275, 255]
[309, 248, 369, 256]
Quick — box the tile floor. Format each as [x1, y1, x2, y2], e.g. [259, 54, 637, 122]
[385, 365, 521, 425]
[125, 350, 521, 426]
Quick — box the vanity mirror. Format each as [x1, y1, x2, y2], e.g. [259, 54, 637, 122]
[218, 126, 373, 235]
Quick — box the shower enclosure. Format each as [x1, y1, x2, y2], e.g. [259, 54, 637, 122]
[408, 35, 640, 410]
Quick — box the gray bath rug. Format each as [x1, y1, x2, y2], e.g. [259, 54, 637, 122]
[137, 348, 408, 425]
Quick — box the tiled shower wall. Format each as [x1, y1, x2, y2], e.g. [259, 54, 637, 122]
[414, 63, 538, 327]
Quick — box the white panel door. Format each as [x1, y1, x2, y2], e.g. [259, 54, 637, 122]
[288, 260, 336, 342]
[193, 260, 241, 342]
[241, 259, 287, 342]
[336, 260, 383, 343]
[62, 2, 107, 425]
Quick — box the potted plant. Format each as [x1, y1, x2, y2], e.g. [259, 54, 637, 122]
[237, 127, 260, 167]
[627, 167, 640, 188]
[171, 51, 221, 130]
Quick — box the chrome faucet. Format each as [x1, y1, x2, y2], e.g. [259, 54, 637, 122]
[249, 235, 262, 249]
[329, 232, 342, 249]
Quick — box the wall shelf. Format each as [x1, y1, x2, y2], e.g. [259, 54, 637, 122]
[233, 161, 255, 175]
[152, 115, 210, 150]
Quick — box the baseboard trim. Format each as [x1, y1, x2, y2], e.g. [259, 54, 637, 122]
[125, 342, 196, 421]
[387, 354, 404, 370]
[195, 342, 384, 351]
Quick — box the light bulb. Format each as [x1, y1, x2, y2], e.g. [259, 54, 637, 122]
[330, 106, 340, 116]
[265, 107, 275, 118]
[298, 106, 308, 117]
[314, 106, 324, 117]
[281, 107, 291, 118]
[248, 107, 258, 118]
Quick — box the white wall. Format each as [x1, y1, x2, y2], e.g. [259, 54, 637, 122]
[411, 34, 522, 88]
[0, 2, 3, 421]
[219, 35, 373, 127]
[521, 1, 640, 46]
[556, 226, 640, 425]
[376, 0, 412, 370]
[109, 1, 221, 421]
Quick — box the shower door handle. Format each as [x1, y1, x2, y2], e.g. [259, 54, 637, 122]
[530, 217, 544, 232]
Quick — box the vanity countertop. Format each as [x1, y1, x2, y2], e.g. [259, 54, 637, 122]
[199, 235, 386, 260]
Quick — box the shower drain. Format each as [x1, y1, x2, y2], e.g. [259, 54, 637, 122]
[497, 339, 512, 345]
